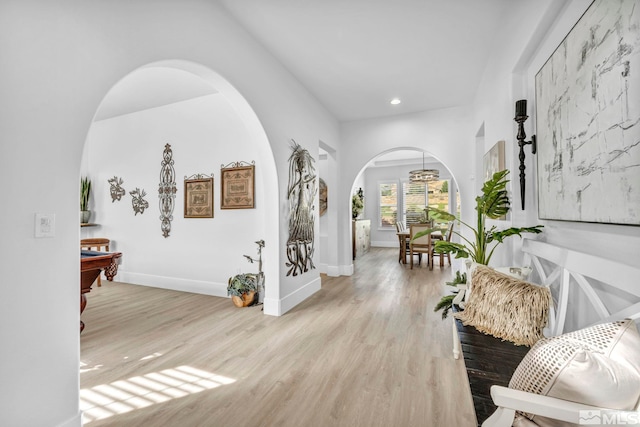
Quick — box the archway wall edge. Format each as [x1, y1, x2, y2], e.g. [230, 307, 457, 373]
[337, 106, 477, 271]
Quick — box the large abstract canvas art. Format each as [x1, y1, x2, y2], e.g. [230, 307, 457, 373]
[536, 0, 640, 225]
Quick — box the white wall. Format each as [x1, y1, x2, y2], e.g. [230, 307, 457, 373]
[472, 0, 640, 330]
[362, 160, 452, 247]
[475, 0, 640, 267]
[338, 107, 475, 275]
[522, 0, 640, 269]
[0, 1, 339, 426]
[84, 93, 266, 296]
[318, 141, 340, 276]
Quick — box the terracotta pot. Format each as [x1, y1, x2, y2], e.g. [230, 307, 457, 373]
[231, 291, 257, 308]
[242, 291, 257, 307]
[231, 295, 244, 308]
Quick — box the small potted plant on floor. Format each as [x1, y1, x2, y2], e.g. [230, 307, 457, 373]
[227, 240, 265, 308]
[227, 273, 259, 307]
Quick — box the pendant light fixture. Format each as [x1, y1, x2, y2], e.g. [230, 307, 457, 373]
[409, 152, 439, 183]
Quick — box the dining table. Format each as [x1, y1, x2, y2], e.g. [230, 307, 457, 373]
[396, 228, 443, 265]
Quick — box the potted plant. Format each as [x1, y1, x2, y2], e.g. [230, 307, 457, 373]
[80, 176, 92, 224]
[351, 188, 364, 219]
[227, 240, 265, 308]
[227, 273, 258, 307]
[414, 170, 543, 317]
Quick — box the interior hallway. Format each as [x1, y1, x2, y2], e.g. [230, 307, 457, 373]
[80, 247, 476, 427]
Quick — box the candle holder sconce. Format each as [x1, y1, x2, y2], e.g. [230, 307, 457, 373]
[514, 99, 537, 210]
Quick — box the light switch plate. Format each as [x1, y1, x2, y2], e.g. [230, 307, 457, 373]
[35, 213, 55, 238]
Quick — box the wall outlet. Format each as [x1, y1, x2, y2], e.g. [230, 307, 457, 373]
[35, 213, 55, 238]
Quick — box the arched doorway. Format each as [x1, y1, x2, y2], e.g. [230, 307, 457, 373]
[348, 147, 460, 268]
[81, 60, 279, 312]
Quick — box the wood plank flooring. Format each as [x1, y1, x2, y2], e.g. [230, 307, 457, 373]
[80, 247, 476, 427]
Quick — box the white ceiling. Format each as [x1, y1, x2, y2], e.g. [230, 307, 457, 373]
[218, 0, 516, 122]
[94, 2, 518, 128]
[94, 67, 218, 121]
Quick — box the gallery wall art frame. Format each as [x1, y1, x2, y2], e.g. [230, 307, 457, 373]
[220, 161, 255, 209]
[184, 174, 214, 218]
[535, 0, 640, 226]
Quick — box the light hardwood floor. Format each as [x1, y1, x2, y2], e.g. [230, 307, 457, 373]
[80, 247, 476, 427]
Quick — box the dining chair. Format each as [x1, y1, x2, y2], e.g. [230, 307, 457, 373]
[409, 224, 432, 269]
[80, 238, 110, 286]
[396, 221, 411, 263]
[431, 221, 454, 268]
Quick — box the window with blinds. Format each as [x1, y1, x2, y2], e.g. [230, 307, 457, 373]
[403, 181, 428, 226]
[378, 182, 398, 227]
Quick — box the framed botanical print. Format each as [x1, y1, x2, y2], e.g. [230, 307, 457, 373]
[221, 162, 255, 209]
[184, 176, 214, 218]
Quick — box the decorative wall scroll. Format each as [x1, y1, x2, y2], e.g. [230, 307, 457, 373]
[184, 174, 214, 218]
[285, 140, 316, 276]
[130, 188, 149, 215]
[220, 161, 255, 209]
[108, 176, 126, 202]
[536, 0, 640, 225]
[158, 143, 177, 237]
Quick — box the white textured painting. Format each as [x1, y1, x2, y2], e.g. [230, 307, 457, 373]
[536, 0, 640, 225]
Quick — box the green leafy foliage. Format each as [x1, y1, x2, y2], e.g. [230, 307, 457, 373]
[80, 177, 91, 211]
[434, 294, 456, 319]
[227, 273, 258, 297]
[433, 271, 468, 319]
[445, 271, 466, 287]
[352, 192, 364, 219]
[413, 170, 543, 265]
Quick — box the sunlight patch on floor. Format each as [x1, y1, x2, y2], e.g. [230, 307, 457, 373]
[81, 365, 236, 423]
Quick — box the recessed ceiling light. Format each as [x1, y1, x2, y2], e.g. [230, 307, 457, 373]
[390, 98, 401, 105]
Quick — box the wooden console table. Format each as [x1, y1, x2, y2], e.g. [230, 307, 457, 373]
[352, 219, 371, 259]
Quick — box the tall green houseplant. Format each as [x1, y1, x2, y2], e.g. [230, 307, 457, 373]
[416, 169, 543, 265]
[414, 170, 543, 318]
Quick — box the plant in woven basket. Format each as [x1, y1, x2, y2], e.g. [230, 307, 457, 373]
[227, 273, 258, 308]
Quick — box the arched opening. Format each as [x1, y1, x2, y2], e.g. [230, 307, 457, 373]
[348, 147, 461, 268]
[80, 60, 279, 311]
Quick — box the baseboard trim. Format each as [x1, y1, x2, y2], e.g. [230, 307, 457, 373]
[339, 263, 354, 276]
[56, 411, 82, 427]
[263, 277, 321, 316]
[371, 241, 398, 248]
[118, 271, 228, 298]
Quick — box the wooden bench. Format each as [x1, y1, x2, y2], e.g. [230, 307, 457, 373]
[452, 238, 640, 426]
[453, 305, 529, 426]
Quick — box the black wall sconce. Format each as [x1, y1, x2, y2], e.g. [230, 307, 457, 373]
[514, 99, 537, 210]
